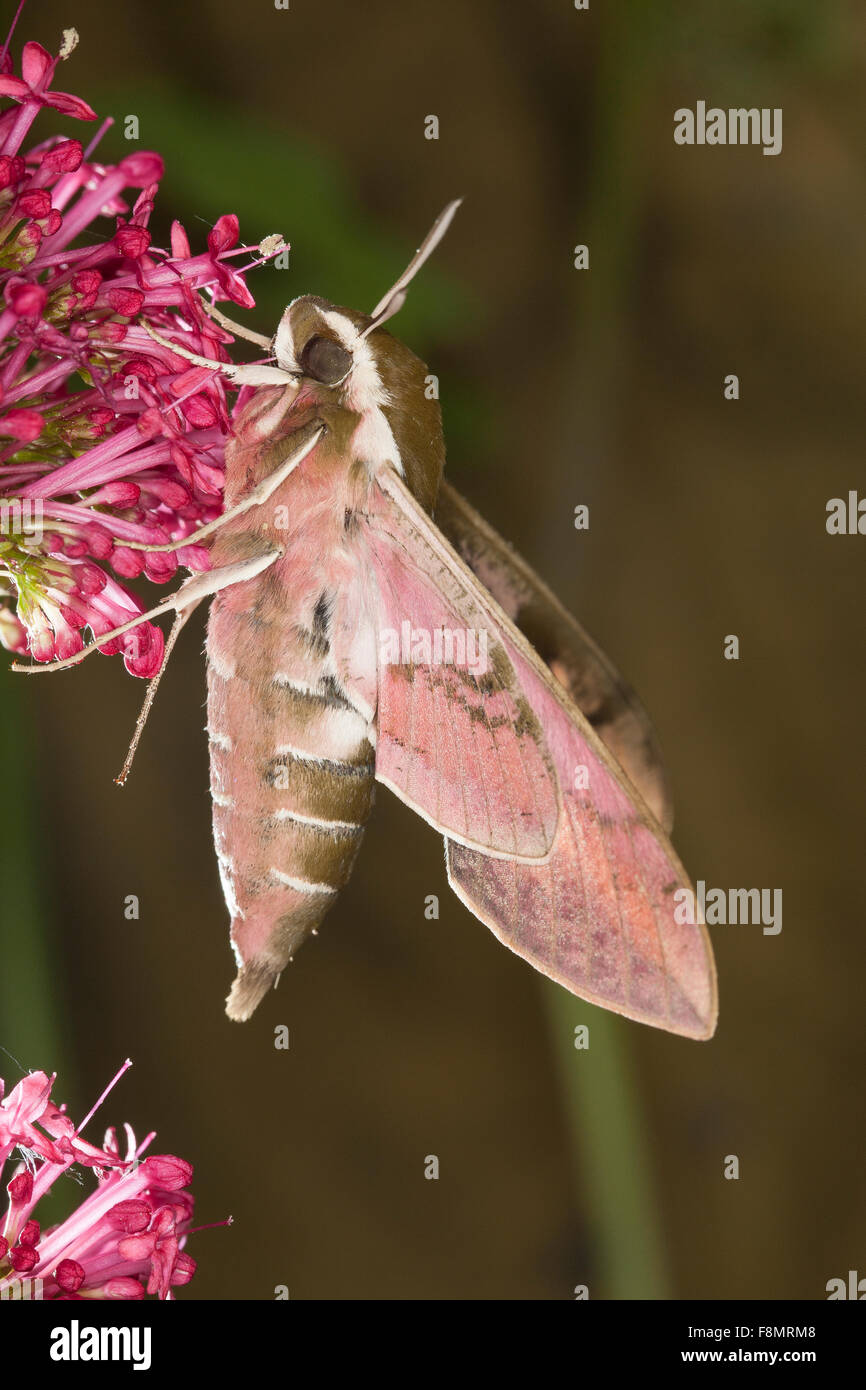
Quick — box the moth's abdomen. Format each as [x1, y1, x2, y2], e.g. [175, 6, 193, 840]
[207, 599, 375, 1021]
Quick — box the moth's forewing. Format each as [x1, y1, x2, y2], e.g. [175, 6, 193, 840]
[435, 482, 673, 832]
[365, 470, 717, 1040]
[370, 523, 559, 859]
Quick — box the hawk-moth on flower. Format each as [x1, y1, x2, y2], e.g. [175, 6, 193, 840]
[20, 203, 717, 1039]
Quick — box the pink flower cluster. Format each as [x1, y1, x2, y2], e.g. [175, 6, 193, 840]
[0, 34, 274, 675]
[0, 1062, 204, 1299]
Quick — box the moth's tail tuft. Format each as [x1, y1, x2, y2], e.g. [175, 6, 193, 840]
[225, 960, 278, 1022]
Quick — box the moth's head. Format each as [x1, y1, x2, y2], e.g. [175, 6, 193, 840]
[272, 296, 389, 406]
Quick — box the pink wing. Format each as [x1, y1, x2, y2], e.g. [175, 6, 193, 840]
[363, 469, 717, 1040]
[367, 535, 559, 860]
[347, 486, 558, 856]
[434, 480, 673, 833]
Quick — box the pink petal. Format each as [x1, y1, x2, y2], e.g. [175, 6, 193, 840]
[1, 1073, 52, 1129]
[143, 477, 189, 509]
[208, 213, 239, 254]
[0, 76, 32, 100]
[170, 221, 191, 259]
[103, 1277, 145, 1299]
[107, 1198, 152, 1234]
[74, 562, 108, 596]
[90, 481, 141, 507]
[0, 611, 29, 656]
[0, 154, 25, 188]
[20, 41, 53, 88]
[17, 188, 52, 218]
[28, 628, 56, 661]
[170, 1251, 196, 1286]
[184, 393, 219, 429]
[114, 225, 151, 259]
[121, 622, 164, 678]
[7, 282, 47, 316]
[111, 548, 145, 579]
[45, 91, 98, 121]
[42, 139, 83, 173]
[18, 1219, 40, 1247]
[176, 543, 211, 572]
[217, 267, 256, 309]
[143, 551, 178, 583]
[0, 408, 43, 441]
[119, 152, 165, 186]
[106, 287, 145, 316]
[80, 529, 114, 565]
[117, 1231, 157, 1260]
[7, 1171, 33, 1203]
[53, 623, 84, 661]
[171, 365, 220, 396]
[141, 1155, 193, 1191]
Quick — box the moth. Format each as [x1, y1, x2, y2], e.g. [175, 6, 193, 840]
[22, 203, 717, 1038]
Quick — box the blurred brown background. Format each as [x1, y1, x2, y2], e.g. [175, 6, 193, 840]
[2, 0, 864, 1299]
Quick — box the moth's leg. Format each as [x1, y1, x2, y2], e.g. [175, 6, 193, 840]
[12, 543, 283, 676]
[115, 603, 197, 786]
[200, 298, 273, 350]
[141, 322, 298, 387]
[122, 418, 326, 553]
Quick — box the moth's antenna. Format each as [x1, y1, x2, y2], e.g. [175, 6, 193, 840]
[361, 198, 462, 338]
[0, 1043, 28, 1076]
[115, 608, 189, 786]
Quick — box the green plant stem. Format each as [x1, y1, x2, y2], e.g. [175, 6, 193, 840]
[0, 676, 64, 1075]
[540, 1, 674, 1302]
[545, 987, 672, 1298]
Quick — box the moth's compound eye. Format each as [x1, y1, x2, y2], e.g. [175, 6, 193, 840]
[299, 334, 352, 386]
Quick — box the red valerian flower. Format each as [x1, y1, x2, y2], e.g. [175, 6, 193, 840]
[0, 1060, 226, 1300]
[0, 29, 283, 675]
[0, 37, 97, 129]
